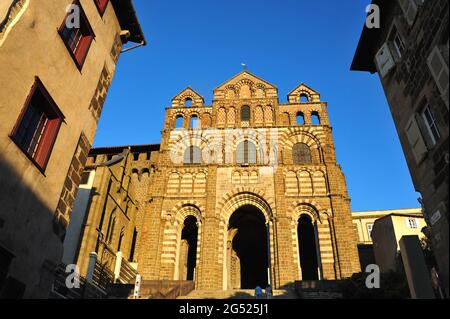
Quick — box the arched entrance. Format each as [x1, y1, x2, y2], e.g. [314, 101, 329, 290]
[297, 215, 319, 280]
[228, 205, 268, 289]
[179, 216, 198, 281]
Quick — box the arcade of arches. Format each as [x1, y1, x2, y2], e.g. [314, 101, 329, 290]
[75, 71, 361, 293]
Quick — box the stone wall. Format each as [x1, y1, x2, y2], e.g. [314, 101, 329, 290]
[121, 72, 361, 290]
[0, 0, 129, 298]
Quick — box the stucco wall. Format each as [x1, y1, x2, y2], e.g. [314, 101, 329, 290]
[0, 0, 123, 298]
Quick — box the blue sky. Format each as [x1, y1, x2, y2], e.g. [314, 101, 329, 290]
[94, 0, 419, 211]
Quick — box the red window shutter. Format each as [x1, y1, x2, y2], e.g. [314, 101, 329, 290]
[34, 118, 62, 168]
[75, 35, 94, 67]
[96, 0, 109, 13]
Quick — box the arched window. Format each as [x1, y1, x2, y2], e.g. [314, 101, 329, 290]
[241, 105, 251, 122]
[236, 140, 256, 164]
[180, 216, 199, 280]
[175, 115, 184, 128]
[106, 211, 116, 244]
[117, 227, 125, 252]
[190, 115, 199, 129]
[311, 111, 320, 125]
[293, 143, 312, 164]
[282, 112, 291, 126]
[297, 214, 319, 280]
[296, 112, 305, 125]
[184, 146, 201, 164]
[184, 98, 193, 107]
[129, 227, 138, 261]
[300, 94, 309, 103]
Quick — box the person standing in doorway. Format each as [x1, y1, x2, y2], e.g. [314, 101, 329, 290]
[265, 285, 272, 299]
[255, 286, 263, 299]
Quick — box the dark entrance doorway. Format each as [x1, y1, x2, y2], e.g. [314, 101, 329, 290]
[297, 215, 319, 280]
[229, 205, 268, 289]
[181, 216, 198, 280]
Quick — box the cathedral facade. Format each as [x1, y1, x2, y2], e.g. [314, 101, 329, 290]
[68, 71, 361, 292]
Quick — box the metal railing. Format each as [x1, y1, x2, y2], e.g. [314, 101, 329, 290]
[93, 261, 115, 291]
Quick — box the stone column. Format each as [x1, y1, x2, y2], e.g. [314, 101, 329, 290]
[196, 216, 222, 290]
[113, 251, 123, 283]
[86, 252, 97, 283]
[274, 216, 296, 288]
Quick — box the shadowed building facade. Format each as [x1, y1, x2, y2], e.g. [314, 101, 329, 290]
[0, 0, 145, 298]
[71, 71, 361, 293]
[351, 0, 448, 295]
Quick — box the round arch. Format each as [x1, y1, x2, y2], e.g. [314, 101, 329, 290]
[290, 200, 330, 224]
[220, 191, 274, 224]
[169, 204, 203, 282]
[282, 130, 323, 150]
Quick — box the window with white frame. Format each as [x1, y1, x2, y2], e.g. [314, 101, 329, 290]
[421, 104, 441, 146]
[387, 25, 406, 61]
[407, 218, 419, 229]
[393, 32, 406, 59]
[367, 224, 374, 238]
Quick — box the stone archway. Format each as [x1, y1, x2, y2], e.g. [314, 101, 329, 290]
[297, 214, 319, 280]
[290, 203, 327, 281]
[220, 191, 274, 290]
[228, 205, 268, 289]
[178, 216, 199, 281]
[162, 203, 203, 283]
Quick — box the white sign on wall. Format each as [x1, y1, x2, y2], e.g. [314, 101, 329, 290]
[430, 210, 442, 226]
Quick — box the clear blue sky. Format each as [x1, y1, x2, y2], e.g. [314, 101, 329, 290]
[94, 0, 419, 212]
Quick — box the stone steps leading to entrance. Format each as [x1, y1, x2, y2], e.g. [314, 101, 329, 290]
[299, 291, 343, 299]
[178, 289, 298, 299]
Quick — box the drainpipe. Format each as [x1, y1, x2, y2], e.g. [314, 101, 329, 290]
[121, 41, 146, 53]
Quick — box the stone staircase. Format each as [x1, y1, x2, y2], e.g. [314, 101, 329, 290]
[298, 291, 343, 299]
[178, 289, 298, 299]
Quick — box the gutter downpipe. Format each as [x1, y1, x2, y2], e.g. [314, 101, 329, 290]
[121, 41, 146, 54]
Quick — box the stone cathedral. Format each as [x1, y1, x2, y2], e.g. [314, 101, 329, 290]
[64, 71, 361, 294]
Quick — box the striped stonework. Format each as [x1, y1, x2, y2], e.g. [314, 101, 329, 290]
[83, 72, 361, 292]
[161, 204, 203, 283]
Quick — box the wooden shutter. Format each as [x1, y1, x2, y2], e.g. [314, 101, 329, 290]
[95, 0, 109, 14]
[427, 46, 449, 109]
[405, 114, 427, 163]
[34, 117, 62, 169]
[375, 43, 395, 77]
[75, 34, 94, 67]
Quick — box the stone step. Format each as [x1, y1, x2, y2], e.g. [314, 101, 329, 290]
[299, 292, 343, 299]
[178, 289, 298, 299]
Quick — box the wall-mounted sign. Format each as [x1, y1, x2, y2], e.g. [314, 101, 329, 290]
[430, 209, 442, 226]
